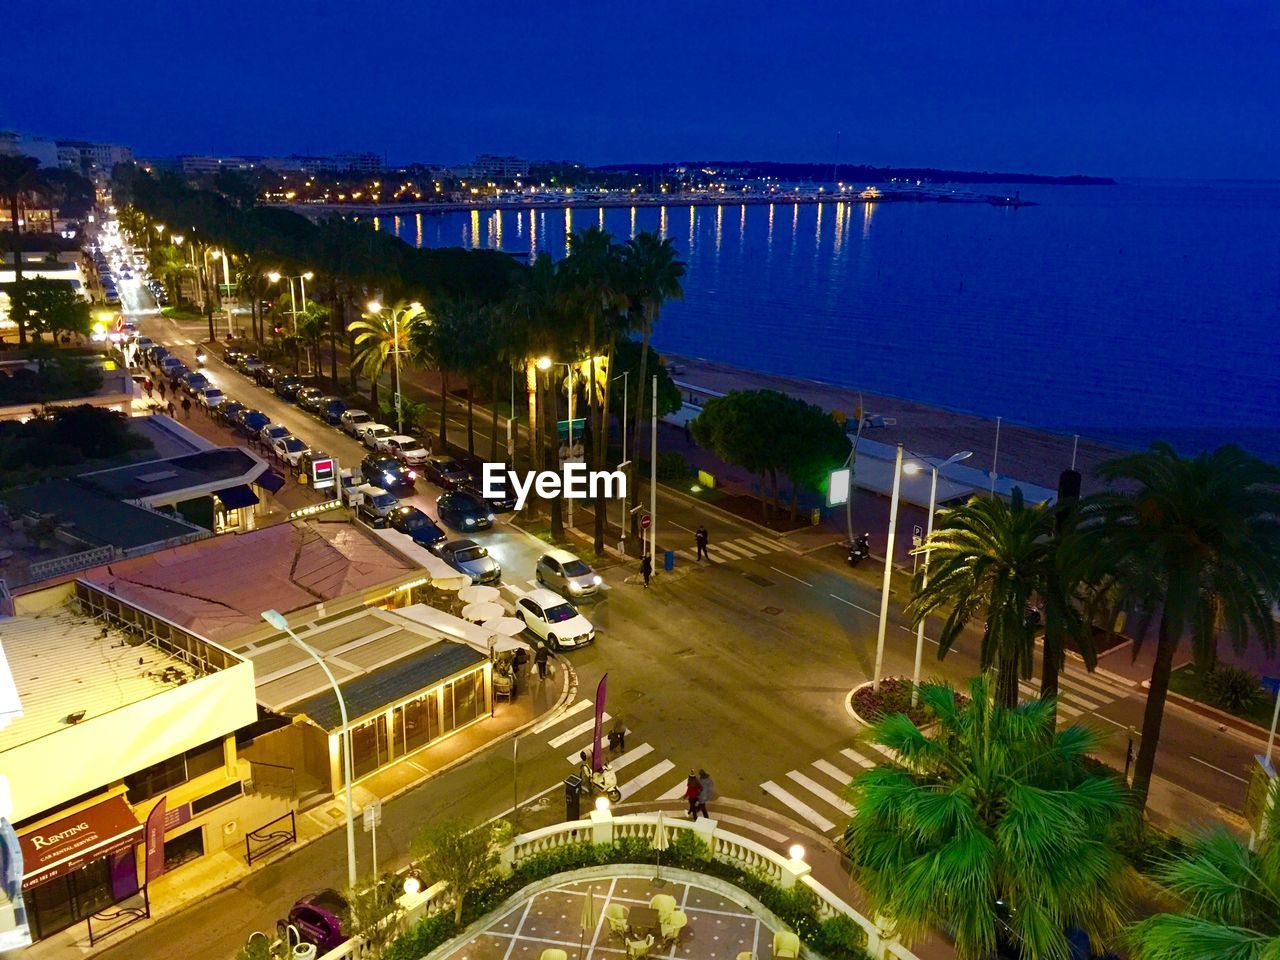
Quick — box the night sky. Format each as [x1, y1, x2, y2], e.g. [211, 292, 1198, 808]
[3, 0, 1277, 179]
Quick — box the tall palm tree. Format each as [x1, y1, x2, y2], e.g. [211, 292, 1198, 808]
[844, 677, 1135, 960]
[506, 253, 562, 474]
[0, 155, 46, 346]
[348, 299, 428, 412]
[908, 490, 1070, 708]
[1084, 443, 1280, 807]
[1126, 781, 1279, 960]
[296, 301, 331, 376]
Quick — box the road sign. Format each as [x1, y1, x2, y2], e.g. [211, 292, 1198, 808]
[640, 514, 651, 530]
[912, 524, 924, 547]
[362, 801, 381, 832]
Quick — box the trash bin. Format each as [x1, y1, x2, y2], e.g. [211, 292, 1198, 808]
[564, 775, 582, 821]
[664, 549, 674, 571]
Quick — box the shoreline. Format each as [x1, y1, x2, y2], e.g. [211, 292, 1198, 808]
[662, 352, 1131, 493]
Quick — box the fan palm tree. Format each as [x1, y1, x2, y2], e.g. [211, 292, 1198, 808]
[0, 154, 46, 345]
[908, 490, 1068, 708]
[1083, 443, 1280, 807]
[1126, 781, 1279, 960]
[844, 677, 1136, 960]
[506, 253, 562, 473]
[349, 299, 428, 414]
[296, 301, 331, 376]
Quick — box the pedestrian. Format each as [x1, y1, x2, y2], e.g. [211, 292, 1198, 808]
[696, 769, 717, 819]
[166, 401, 175, 418]
[157, 381, 166, 400]
[607, 717, 626, 754]
[534, 644, 549, 680]
[181, 396, 191, 419]
[683, 770, 703, 820]
[512, 645, 528, 680]
[695, 525, 709, 561]
[143, 377, 153, 398]
[641, 553, 652, 589]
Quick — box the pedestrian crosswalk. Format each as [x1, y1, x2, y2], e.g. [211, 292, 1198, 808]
[535, 698, 688, 805]
[1018, 667, 1135, 721]
[674, 535, 786, 566]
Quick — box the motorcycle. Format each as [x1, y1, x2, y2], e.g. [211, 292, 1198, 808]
[195, 349, 207, 367]
[578, 760, 622, 803]
[847, 534, 871, 567]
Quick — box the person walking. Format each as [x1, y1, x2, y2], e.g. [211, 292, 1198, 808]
[157, 381, 166, 401]
[695, 525, 709, 561]
[696, 769, 717, 819]
[166, 400, 175, 418]
[534, 644, 549, 680]
[143, 377, 153, 398]
[640, 553, 652, 589]
[180, 396, 191, 419]
[683, 771, 703, 820]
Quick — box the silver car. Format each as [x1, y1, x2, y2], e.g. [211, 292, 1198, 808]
[535, 548, 602, 598]
[433, 539, 501, 584]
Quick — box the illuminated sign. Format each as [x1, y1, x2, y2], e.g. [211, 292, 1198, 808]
[310, 457, 336, 490]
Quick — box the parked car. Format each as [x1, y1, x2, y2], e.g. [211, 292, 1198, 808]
[272, 435, 311, 467]
[222, 344, 244, 365]
[217, 400, 246, 424]
[352, 484, 399, 526]
[360, 424, 394, 451]
[421, 455, 470, 490]
[288, 890, 348, 954]
[515, 588, 595, 649]
[379, 434, 429, 463]
[274, 374, 303, 400]
[462, 475, 517, 512]
[436, 490, 495, 531]
[239, 410, 271, 437]
[260, 423, 291, 444]
[387, 506, 447, 548]
[198, 387, 225, 409]
[535, 548, 603, 599]
[182, 372, 209, 394]
[339, 409, 374, 436]
[317, 396, 346, 425]
[360, 454, 415, 492]
[254, 364, 286, 388]
[238, 354, 265, 377]
[297, 386, 325, 412]
[432, 539, 501, 584]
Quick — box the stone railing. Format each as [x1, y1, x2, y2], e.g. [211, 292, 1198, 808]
[317, 881, 445, 960]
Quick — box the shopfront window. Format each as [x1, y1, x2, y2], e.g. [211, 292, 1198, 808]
[394, 692, 440, 757]
[347, 716, 389, 780]
[27, 857, 117, 940]
[454, 671, 480, 727]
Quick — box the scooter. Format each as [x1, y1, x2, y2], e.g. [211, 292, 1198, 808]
[847, 534, 871, 567]
[579, 761, 622, 803]
[195, 348, 207, 367]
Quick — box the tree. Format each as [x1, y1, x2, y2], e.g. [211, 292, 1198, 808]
[0, 154, 46, 345]
[1083, 442, 1280, 807]
[342, 876, 405, 960]
[349, 299, 428, 411]
[1125, 781, 1279, 960]
[296, 300, 331, 375]
[780, 399, 849, 521]
[907, 490, 1080, 708]
[9, 279, 91, 342]
[844, 677, 1135, 960]
[148, 242, 188, 308]
[411, 820, 504, 924]
[690, 389, 798, 519]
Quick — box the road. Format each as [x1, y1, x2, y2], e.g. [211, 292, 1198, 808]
[97, 277, 1265, 959]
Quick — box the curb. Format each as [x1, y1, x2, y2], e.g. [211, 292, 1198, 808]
[650, 481, 785, 540]
[1159, 685, 1279, 748]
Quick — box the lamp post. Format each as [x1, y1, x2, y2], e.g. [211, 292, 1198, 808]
[611, 370, 629, 548]
[210, 250, 233, 337]
[260, 609, 356, 889]
[267, 271, 315, 333]
[873, 443, 911, 691]
[538, 357, 579, 530]
[910, 450, 973, 706]
[366, 300, 424, 435]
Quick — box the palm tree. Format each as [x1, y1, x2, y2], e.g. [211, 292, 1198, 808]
[232, 252, 270, 344]
[296, 301, 331, 376]
[908, 490, 1073, 708]
[1126, 781, 1279, 960]
[844, 677, 1135, 960]
[507, 253, 561, 474]
[348, 299, 428, 414]
[148, 243, 187, 312]
[0, 155, 46, 345]
[1084, 443, 1280, 807]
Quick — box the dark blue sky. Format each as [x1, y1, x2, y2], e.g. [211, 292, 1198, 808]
[4, 0, 1277, 178]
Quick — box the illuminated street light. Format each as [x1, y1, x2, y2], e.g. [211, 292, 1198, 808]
[536, 355, 552, 371]
[366, 299, 382, 314]
[267, 270, 281, 283]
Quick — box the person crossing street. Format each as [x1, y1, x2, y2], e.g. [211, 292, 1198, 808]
[695, 525, 709, 561]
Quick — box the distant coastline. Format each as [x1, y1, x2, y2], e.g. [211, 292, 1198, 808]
[593, 159, 1118, 187]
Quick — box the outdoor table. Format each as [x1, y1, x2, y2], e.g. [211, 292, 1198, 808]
[628, 906, 661, 939]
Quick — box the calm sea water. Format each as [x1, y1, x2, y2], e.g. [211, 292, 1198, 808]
[377, 181, 1280, 459]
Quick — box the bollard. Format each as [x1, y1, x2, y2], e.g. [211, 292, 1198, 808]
[664, 549, 674, 572]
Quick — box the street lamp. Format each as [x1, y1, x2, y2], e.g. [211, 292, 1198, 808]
[872, 443, 906, 691]
[268, 271, 314, 334]
[260, 609, 357, 889]
[209, 250, 233, 337]
[910, 450, 973, 706]
[538, 356, 579, 529]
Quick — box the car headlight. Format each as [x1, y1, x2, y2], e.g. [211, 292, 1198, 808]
[407, 470, 416, 479]
[486, 514, 495, 522]
[464, 518, 475, 526]
[592, 575, 602, 586]
[385, 473, 396, 484]
[569, 581, 582, 593]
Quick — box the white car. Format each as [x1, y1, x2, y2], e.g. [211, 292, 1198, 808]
[515, 588, 596, 650]
[198, 387, 225, 409]
[380, 434, 429, 463]
[272, 435, 310, 467]
[360, 424, 394, 450]
[261, 423, 291, 444]
[340, 409, 374, 437]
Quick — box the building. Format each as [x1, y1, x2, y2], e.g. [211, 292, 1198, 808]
[0, 132, 59, 169]
[174, 152, 381, 177]
[0, 132, 132, 177]
[469, 155, 530, 179]
[327, 152, 381, 175]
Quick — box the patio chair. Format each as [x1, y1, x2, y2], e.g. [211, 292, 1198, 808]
[773, 930, 800, 960]
[541, 951, 569, 960]
[650, 893, 678, 920]
[660, 908, 688, 943]
[737, 953, 755, 960]
[627, 935, 654, 959]
[605, 903, 630, 940]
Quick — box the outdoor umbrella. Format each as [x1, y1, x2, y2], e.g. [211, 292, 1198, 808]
[653, 810, 670, 886]
[579, 884, 598, 960]
[461, 601, 505, 623]
[458, 584, 500, 604]
[484, 616, 526, 637]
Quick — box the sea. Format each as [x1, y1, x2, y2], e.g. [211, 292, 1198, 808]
[376, 181, 1280, 460]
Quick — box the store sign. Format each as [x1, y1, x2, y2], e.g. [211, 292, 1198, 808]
[311, 457, 336, 490]
[18, 796, 141, 890]
[145, 797, 167, 882]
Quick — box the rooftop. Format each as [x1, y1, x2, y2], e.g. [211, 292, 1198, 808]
[79, 519, 417, 643]
[1, 479, 204, 552]
[81, 447, 266, 501]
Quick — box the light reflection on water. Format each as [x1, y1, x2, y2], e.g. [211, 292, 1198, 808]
[383, 183, 1280, 457]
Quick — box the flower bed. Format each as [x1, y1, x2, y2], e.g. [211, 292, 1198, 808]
[849, 677, 933, 726]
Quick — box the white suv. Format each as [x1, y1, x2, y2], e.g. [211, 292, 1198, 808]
[515, 588, 595, 650]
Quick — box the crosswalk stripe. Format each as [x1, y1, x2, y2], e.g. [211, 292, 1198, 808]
[565, 737, 641, 767]
[713, 542, 751, 560]
[840, 747, 877, 768]
[657, 778, 691, 802]
[1057, 703, 1083, 718]
[1060, 689, 1105, 710]
[728, 539, 764, 556]
[620, 759, 675, 800]
[813, 758, 857, 786]
[548, 713, 611, 749]
[746, 535, 781, 552]
[786, 770, 855, 817]
[761, 781, 836, 833]
[676, 549, 697, 562]
[532, 698, 591, 735]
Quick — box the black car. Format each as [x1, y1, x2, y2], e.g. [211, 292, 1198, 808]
[436, 490, 495, 531]
[387, 506, 447, 548]
[361, 455, 415, 492]
[223, 344, 244, 365]
[240, 410, 271, 437]
[255, 364, 285, 388]
[462, 477, 517, 513]
[422, 455, 470, 490]
[218, 400, 246, 425]
[275, 375, 303, 400]
[317, 397, 346, 425]
[297, 386, 325, 412]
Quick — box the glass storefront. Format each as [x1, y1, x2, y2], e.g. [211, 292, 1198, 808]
[25, 849, 136, 941]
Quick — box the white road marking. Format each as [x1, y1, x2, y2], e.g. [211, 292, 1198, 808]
[669, 521, 696, 533]
[713, 542, 751, 560]
[768, 565, 813, 587]
[813, 758, 857, 785]
[786, 770, 855, 816]
[761, 780, 836, 832]
[746, 535, 781, 552]
[620, 759, 676, 799]
[657, 778, 692, 802]
[1189, 755, 1248, 783]
[565, 738, 644, 767]
[548, 712, 611, 749]
[531, 697, 591, 735]
[840, 747, 877, 768]
[829, 593, 880, 617]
